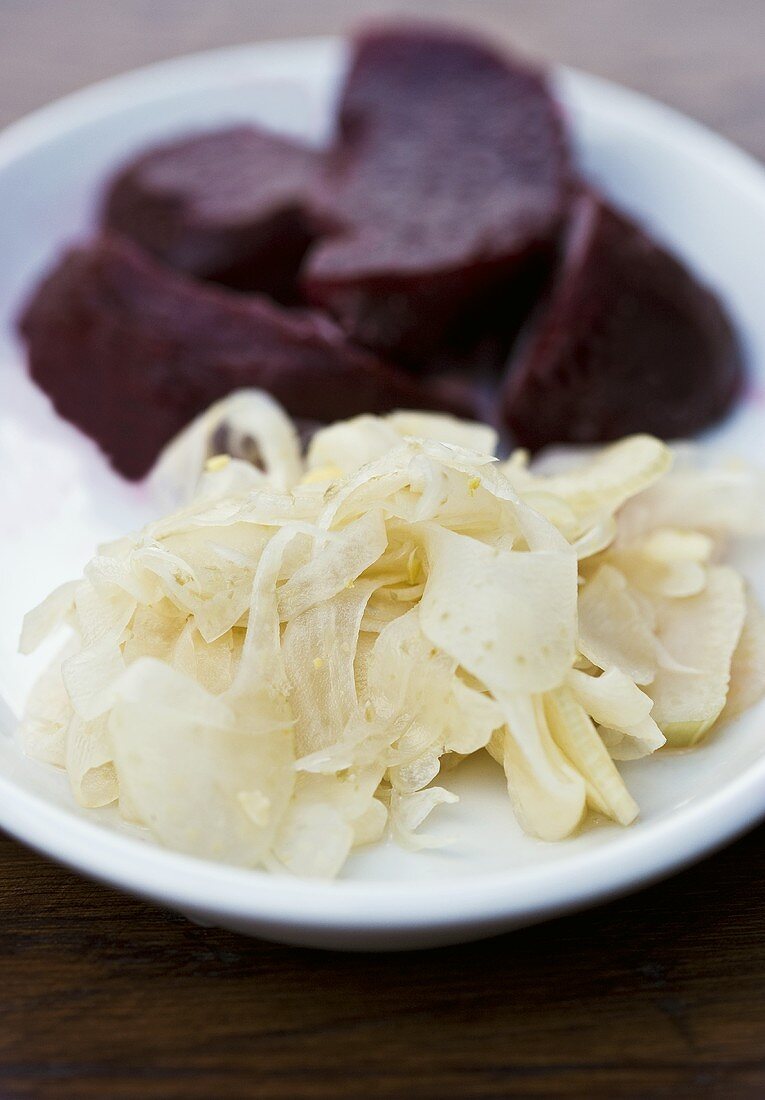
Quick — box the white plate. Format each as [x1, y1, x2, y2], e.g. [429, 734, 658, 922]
[0, 38, 764, 951]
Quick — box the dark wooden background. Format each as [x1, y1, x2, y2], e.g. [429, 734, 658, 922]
[2, 2, 764, 1096]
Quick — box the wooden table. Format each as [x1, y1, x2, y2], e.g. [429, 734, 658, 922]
[2, 2, 764, 1095]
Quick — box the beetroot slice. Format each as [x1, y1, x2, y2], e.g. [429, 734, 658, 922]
[502, 192, 744, 449]
[102, 127, 317, 302]
[19, 234, 475, 479]
[302, 24, 570, 363]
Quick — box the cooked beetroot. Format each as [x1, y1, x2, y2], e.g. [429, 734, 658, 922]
[503, 192, 744, 449]
[19, 234, 475, 479]
[302, 24, 569, 363]
[103, 127, 317, 301]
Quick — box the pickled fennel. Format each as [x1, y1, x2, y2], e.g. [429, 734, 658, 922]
[20, 391, 765, 876]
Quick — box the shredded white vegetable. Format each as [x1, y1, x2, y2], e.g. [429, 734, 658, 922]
[19, 393, 765, 876]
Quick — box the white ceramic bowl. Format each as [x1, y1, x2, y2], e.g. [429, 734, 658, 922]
[1, 38, 764, 951]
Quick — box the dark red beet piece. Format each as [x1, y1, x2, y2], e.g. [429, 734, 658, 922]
[103, 127, 318, 302]
[302, 24, 570, 364]
[19, 234, 475, 479]
[502, 192, 744, 449]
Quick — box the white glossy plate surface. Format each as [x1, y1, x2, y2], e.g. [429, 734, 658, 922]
[0, 38, 764, 950]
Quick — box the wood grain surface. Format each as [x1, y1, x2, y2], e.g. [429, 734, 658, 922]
[2, 2, 765, 1096]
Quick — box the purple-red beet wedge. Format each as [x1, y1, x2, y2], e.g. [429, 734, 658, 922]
[502, 191, 744, 449]
[103, 126, 318, 302]
[19, 234, 475, 479]
[302, 24, 570, 363]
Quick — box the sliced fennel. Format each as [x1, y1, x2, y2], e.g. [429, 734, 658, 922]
[647, 566, 747, 745]
[19, 391, 765, 877]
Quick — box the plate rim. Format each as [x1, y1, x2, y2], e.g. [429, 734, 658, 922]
[2, 34, 765, 944]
